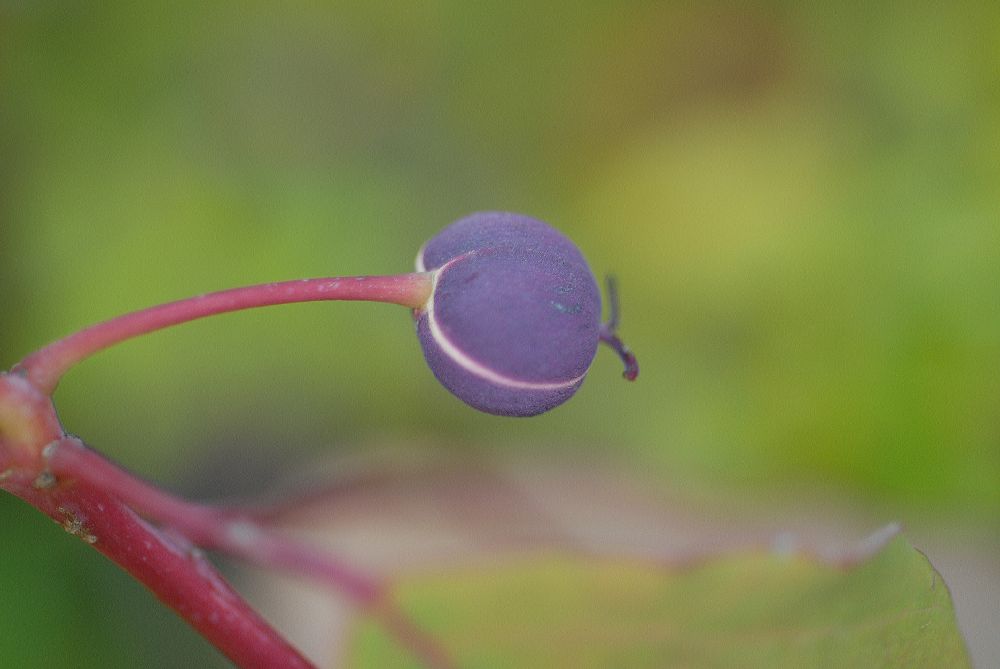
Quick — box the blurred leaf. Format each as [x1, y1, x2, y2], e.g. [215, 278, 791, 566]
[349, 534, 968, 668]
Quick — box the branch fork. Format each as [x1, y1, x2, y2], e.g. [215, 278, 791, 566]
[1, 237, 635, 666]
[0, 272, 451, 669]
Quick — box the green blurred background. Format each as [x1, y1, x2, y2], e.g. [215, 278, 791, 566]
[2, 2, 998, 667]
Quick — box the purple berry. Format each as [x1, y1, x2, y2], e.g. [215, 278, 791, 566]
[414, 212, 603, 416]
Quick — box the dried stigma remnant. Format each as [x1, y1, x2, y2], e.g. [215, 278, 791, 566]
[415, 212, 637, 416]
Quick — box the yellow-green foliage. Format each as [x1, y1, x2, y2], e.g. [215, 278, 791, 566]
[352, 536, 969, 668]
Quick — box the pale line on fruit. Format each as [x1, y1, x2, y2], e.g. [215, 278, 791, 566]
[424, 255, 587, 392]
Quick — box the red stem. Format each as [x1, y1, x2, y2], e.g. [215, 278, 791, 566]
[14, 273, 434, 395]
[0, 468, 315, 669]
[45, 438, 384, 602]
[44, 437, 453, 668]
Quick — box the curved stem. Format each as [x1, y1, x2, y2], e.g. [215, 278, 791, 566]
[13, 273, 435, 395]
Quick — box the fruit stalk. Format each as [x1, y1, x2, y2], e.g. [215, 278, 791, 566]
[14, 273, 434, 395]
